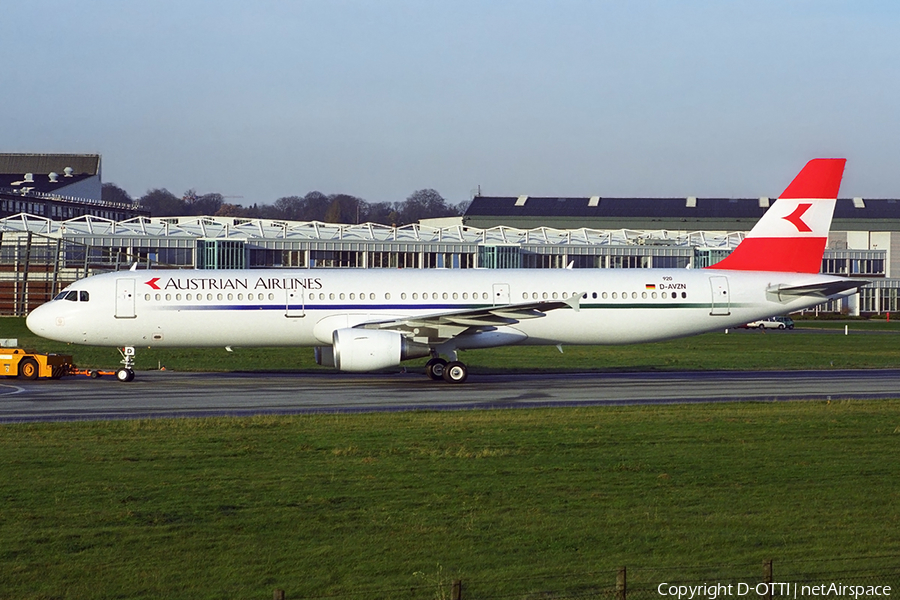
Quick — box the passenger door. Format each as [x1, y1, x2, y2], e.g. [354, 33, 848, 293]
[115, 279, 136, 319]
[709, 276, 730, 316]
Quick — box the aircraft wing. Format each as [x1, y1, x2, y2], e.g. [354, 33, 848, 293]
[356, 296, 581, 343]
[767, 279, 869, 302]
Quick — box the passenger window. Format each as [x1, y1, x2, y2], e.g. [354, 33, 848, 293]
[612, 292, 617, 299]
[79, 291, 89, 302]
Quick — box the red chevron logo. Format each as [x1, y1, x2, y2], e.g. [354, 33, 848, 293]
[145, 277, 161, 290]
[783, 203, 813, 233]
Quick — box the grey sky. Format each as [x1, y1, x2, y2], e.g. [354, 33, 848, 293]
[3, 1, 899, 206]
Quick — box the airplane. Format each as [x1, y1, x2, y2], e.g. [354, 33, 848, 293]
[26, 158, 866, 383]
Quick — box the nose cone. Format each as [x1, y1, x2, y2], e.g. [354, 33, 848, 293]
[26, 303, 59, 340]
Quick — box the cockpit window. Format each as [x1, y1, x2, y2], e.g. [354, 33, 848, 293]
[55, 290, 83, 301]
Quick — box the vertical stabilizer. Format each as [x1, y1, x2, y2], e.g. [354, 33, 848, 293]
[709, 158, 845, 273]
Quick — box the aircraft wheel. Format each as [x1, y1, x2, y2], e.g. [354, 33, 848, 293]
[442, 361, 468, 384]
[116, 368, 135, 383]
[425, 357, 448, 380]
[19, 358, 39, 380]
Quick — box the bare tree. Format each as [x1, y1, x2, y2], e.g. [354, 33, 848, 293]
[101, 182, 133, 204]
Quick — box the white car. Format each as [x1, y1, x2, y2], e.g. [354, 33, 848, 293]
[745, 316, 795, 330]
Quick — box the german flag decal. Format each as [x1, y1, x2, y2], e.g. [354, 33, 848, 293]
[645, 284, 656, 290]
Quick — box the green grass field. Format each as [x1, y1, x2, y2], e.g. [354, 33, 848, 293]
[2, 403, 900, 599]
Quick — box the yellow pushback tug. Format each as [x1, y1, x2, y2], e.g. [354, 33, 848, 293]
[0, 348, 74, 380]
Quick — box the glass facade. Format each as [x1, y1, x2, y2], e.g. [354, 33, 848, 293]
[196, 240, 247, 269]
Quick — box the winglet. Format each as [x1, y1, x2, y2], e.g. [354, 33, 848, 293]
[564, 293, 583, 312]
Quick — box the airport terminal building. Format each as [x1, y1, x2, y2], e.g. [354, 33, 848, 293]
[1, 156, 898, 317]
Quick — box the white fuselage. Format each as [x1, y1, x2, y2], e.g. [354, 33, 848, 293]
[26, 267, 843, 351]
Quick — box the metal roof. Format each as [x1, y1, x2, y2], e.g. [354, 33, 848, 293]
[0, 213, 745, 249]
[0, 153, 100, 176]
[466, 196, 900, 220]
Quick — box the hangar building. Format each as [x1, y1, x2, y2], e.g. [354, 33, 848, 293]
[0, 163, 897, 317]
[0, 153, 148, 222]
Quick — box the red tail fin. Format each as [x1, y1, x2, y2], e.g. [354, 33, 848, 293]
[709, 158, 845, 274]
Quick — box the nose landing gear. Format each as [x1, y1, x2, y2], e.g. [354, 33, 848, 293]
[115, 346, 136, 382]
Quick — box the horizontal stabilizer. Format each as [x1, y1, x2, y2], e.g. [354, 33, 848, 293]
[766, 279, 869, 302]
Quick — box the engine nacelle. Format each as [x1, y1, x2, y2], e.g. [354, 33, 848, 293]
[322, 328, 429, 372]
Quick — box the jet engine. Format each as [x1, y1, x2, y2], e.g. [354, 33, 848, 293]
[315, 328, 430, 372]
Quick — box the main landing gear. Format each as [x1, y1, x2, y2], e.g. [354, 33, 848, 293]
[116, 346, 136, 382]
[424, 357, 469, 384]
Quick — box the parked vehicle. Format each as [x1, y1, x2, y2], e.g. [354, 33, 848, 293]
[745, 316, 795, 330]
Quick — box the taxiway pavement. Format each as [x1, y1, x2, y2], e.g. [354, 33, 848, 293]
[1, 369, 899, 423]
